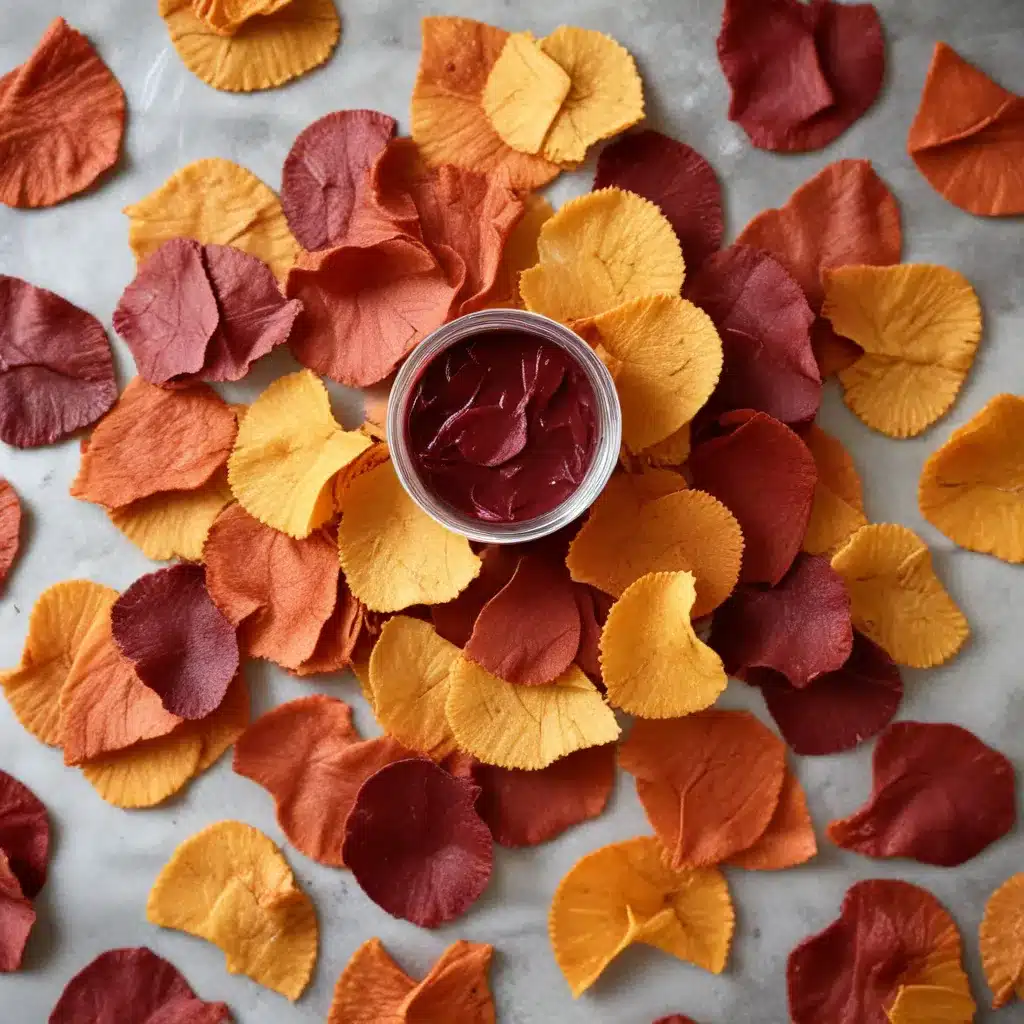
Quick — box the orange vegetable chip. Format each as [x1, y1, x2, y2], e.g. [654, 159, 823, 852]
[980, 873, 1024, 1008]
[725, 770, 817, 871]
[290, 574, 365, 677]
[600, 572, 727, 718]
[0, 479, 21, 590]
[908, 42, 1024, 217]
[802, 424, 868, 556]
[0, 18, 125, 209]
[637, 423, 692, 467]
[549, 835, 734, 997]
[887, 985, 976, 1024]
[148, 820, 316, 1000]
[488, 193, 553, 309]
[919, 394, 1024, 564]
[619, 711, 786, 868]
[159, 0, 340, 93]
[824, 264, 983, 438]
[1, 580, 117, 745]
[411, 17, 561, 191]
[831, 524, 969, 668]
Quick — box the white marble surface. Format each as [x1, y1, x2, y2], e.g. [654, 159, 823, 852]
[1, 1, 1023, 1022]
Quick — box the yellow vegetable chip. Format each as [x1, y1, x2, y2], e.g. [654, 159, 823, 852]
[600, 572, 727, 718]
[637, 422, 692, 467]
[520, 189, 685, 323]
[228, 370, 371, 539]
[586, 294, 722, 451]
[831, 524, 969, 668]
[887, 985, 977, 1024]
[368, 616, 460, 759]
[1, 581, 117, 745]
[338, 461, 481, 612]
[539, 26, 644, 165]
[482, 32, 571, 155]
[802, 424, 868, 556]
[919, 394, 1024, 564]
[192, 0, 292, 35]
[980, 873, 1024, 1008]
[159, 0, 339, 94]
[124, 158, 299, 281]
[822, 264, 983, 438]
[446, 657, 620, 770]
[549, 835, 734, 997]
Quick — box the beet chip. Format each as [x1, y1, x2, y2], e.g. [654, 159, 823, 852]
[48, 947, 230, 1024]
[684, 245, 820, 428]
[710, 553, 852, 688]
[788, 879, 972, 1024]
[573, 583, 614, 685]
[717, 0, 884, 152]
[0, 18, 125, 208]
[0, 276, 117, 448]
[342, 758, 493, 928]
[0, 770, 49, 899]
[654, 1018, 698, 1024]
[0, 479, 21, 589]
[593, 130, 723, 269]
[689, 412, 816, 585]
[111, 564, 239, 720]
[0, 852, 34, 973]
[751, 632, 902, 756]
[827, 721, 1015, 866]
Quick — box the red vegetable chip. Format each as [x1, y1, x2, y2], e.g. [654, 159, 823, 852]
[750, 632, 902, 756]
[282, 109, 397, 252]
[0, 770, 50, 899]
[710, 553, 852, 688]
[717, 0, 885, 153]
[654, 1018, 698, 1024]
[342, 758, 493, 928]
[0, 275, 117, 448]
[0, 851, 34, 973]
[464, 553, 581, 686]
[111, 564, 239, 721]
[573, 583, 614, 685]
[593, 130, 723, 269]
[683, 245, 820, 428]
[827, 721, 1016, 866]
[0, 479, 21, 589]
[48, 947, 230, 1024]
[689, 411, 817, 585]
[431, 545, 519, 647]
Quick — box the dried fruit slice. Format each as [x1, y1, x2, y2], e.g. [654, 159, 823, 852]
[802, 424, 867, 556]
[0, 480, 20, 589]
[0, 770, 49, 898]
[725, 770, 817, 871]
[980, 874, 1024, 1009]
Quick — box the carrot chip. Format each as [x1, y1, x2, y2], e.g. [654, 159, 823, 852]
[0, 771, 49, 899]
[980, 874, 1024, 1009]
[823, 264, 983, 438]
[111, 564, 239, 720]
[48, 947, 230, 1023]
[827, 721, 1015, 866]
[0, 851, 34, 972]
[887, 986, 976, 1024]
[159, 0, 340, 93]
[550, 835, 734, 997]
[802, 424, 868, 556]
[726, 770, 817, 871]
[290, 573, 364, 677]
[831, 523, 969, 668]
[342, 758, 493, 928]
[0, 480, 20, 590]
[619, 711, 786, 868]
[600, 572, 727, 718]
[919, 393, 1024, 564]
[908, 42, 1024, 217]
[0, 18, 125, 208]
[148, 820, 317, 1000]
[0, 276, 117, 449]
[787, 879, 972, 1024]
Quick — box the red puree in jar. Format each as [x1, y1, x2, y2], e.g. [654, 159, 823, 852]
[406, 330, 598, 523]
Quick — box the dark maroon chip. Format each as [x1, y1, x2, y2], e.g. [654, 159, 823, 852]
[654, 1017, 699, 1024]
[0, 770, 50, 899]
[342, 758, 493, 928]
[573, 583, 614, 686]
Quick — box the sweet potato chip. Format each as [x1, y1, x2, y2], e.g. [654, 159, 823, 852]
[2, 580, 117, 745]
[228, 370, 371, 538]
[291, 574, 364, 677]
[886, 985, 976, 1024]
[192, 0, 292, 35]
[787, 879, 972, 1024]
[0, 18, 125, 208]
[0, 770, 49, 898]
[619, 710, 786, 867]
[0, 851, 34, 973]
[710, 553, 853, 688]
[717, 0, 884, 152]
[159, 0, 339, 93]
[550, 835, 734, 997]
[751, 631, 902, 756]
[600, 572, 727, 718]
[919, 393, 1024, 563]
[824, 264, 983, 438]
[327, 938, 418, 1023]
[827, 721, 1015, 866]
[0, 480, 20, 589]
[148, 820, 316, 1000]
[343, 758, 493, 927]
[338, 460, 481, 612]
[725, 770, 817, 871]
[111, 564, 239, 719]
[637, 423, 692, 468]
[908, 42, 1024, 217]
[980, 873, 1024, 1008]
[124, 159, 298, 281]
[411, 17, 561, 191]
[520, 189, 685, 323]
[48, 947, 230, 1024]
[802, 424, 868, 556]
[71, 378, 237, 509]
[189, 671, 250, 775]
[831, 523, 969, 668]
[689, 412, 816, 585]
